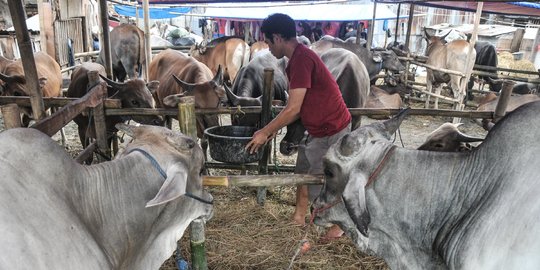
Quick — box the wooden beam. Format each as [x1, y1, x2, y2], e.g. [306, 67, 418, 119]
[0, 97, 121, 108]
[203, 174, 325, 187]
[404, 4, 415, 49]
[0, 104, 22, 129]
[367, 1, 377, 49]
[7, 1, 45, 121]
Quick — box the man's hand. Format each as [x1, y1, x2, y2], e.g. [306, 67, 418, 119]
[245, 130, 274, 154]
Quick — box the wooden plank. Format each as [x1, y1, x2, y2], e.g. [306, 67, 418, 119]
[99, 0, 113, 78]
[75, 142, 97, 164]
[31, 81, 108, 137]
[0, 104, 22, 129]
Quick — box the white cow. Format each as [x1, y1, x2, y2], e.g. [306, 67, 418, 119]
[313, 101, 540, 269]
[0, 124, 213, 270]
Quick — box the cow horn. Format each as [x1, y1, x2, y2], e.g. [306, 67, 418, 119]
[456, 131, 484, 143]
[383, 108, 410, 137]
[423, 28, 431, 40]
[440, 30, 451, 41]
[172, 74, 195, 93]
[99, 74, 125, 89]
[0, 72, 15, 83]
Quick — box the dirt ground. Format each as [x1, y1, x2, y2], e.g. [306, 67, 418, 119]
[0, 99, 488, 270]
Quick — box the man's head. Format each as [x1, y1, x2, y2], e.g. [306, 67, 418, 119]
[261, 13, 297, 43]
[261, 13, 297, 59]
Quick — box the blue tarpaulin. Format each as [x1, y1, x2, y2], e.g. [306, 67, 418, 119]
[114, 5, 192, 19]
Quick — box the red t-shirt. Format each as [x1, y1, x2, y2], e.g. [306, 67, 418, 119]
[286, 44, 351, 137]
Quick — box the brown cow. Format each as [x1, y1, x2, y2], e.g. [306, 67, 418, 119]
[149, 49, 227, 138]
[190, 36, 250, 84]
[66, 62, 162, 163]
[365, 86, 403, 119]
[97, 24, 145, 81]
[249, 41, 269, 60]
[424, 30, 476, 109]
[0, 52, 61, 125]
[477, 92, 540, 130]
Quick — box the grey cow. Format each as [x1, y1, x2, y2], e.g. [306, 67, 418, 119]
[0, 124, 213, 270]
[313, 101, 540, 269]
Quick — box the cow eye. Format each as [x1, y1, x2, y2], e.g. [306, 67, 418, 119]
[324, 168, 334, 178]
[435, 143, 444, 148]
[199, 168, 204, 176]
[131, 100, 140, 107]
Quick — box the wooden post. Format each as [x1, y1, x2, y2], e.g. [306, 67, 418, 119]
[177, 96, 197, 139]
[367, 1, 377, 49]
[1, 104, 22, 129]
[256, 68, 275, 206]
[494, 80, 514, 123]
[99, 0, 113, 79]
[404, 4, 415, 50]
[510, 28, 525, 53]
[143, 0, 151, 80]
[393, 3, 401, 45]
[455, 1, 482, 123]
[175, 96, 208, 270]
[7, 1, 45, 121]
[89, 71, 110, 162]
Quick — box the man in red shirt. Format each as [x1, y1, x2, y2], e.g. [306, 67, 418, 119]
[246, 13, 351, 240]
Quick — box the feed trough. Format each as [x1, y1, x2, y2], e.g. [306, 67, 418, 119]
[204, 125, 264, 164]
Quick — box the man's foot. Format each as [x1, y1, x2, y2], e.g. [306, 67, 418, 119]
[291, 212, 306, 226]
[319, 225, 344, 243]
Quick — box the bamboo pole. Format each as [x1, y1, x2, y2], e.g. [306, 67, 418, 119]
[393, 3, 401, 45]
[0, 104, 22, 129]
[367, 1, 377, 49]
[257, 68, 275, 205]
[203, 174, 324, 187]
[7, 1, 45, 121]
[410, 61, 466, 77]
[143, 0, 151, 80]
[404, 4, 414, 49]
[176, 96, 208, 270]
[177, 96, 197, 139]
[455, 1, 483, 123]
[99, 0, 113, 79]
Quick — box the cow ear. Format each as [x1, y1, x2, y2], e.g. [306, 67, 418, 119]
[163, 93, 187, 107]
[342, 170, 370, 237]
[146, 165, 187, 207]
[213, 65, 224, 85]
[147, 80, 160, 94]
[382, 108, 410, 136]
[38, 77, 48, 89]
[115, 123, 140, 138]
[166, 134, 196, 152]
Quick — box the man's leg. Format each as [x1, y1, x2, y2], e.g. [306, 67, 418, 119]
[292, 185, 308, 226]
[291, 134, 309, 226]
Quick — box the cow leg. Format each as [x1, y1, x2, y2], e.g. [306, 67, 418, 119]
[425, 79, 432, 109]
[434, 85, 442, 110]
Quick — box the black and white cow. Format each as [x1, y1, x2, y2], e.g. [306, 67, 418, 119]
[313, 101, 540, 269]
[0, 124, 213, 270]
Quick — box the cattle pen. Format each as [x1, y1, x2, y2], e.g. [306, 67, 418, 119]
[1, 0, 539, 269]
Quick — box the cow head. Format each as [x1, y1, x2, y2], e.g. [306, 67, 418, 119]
[164, 65, 227, 110]
[115, 123, 213, 221]
[380, 50, 405, 73]
[424, 28, 450, 55]
[99, 75, 164, 126]
[0, 72, 30, 96]
[417, 123, 484, 152]
[313, 109, 409, 237]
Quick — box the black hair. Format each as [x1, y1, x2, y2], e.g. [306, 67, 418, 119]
[260, 13, 297, 42]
